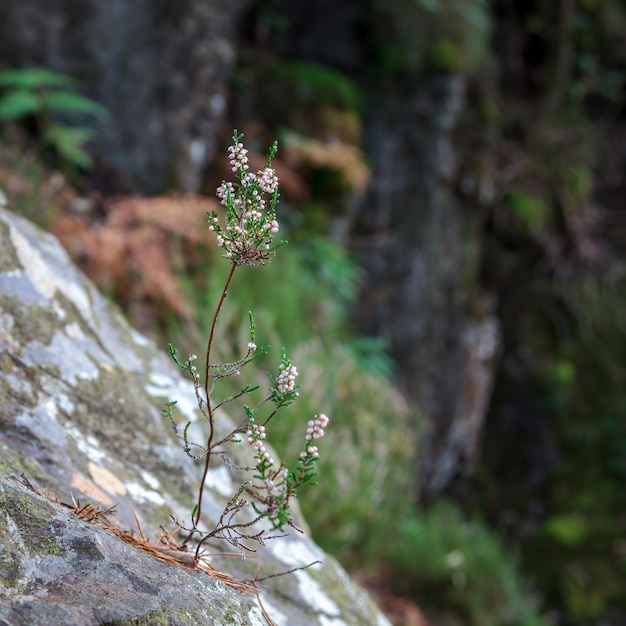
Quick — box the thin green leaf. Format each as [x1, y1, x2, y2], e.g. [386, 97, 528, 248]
[55, 143, 93, 169]
[0, 67, 75, 89]
[44, 124, 95, 144]
[43, 91, 108, 118]
[0, 90, 40, 120]
[43, 125, 95, 169]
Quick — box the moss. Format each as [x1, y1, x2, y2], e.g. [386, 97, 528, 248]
[0, 366, 38, 424]
[0, 513, 24, 587]
[0, 353, 14, 375]
[506, 190, 551, 235]
[98, 606, 241, 626]
[68, 536, 105, 561]
[71, 367, 161, 455]
[0, 294, 61, 348]
[0, 447, 50, 485]
[0, 489, 66, 557]
[0, 558, 22, 586]
[35, 534, 62, 556]
[261, 61, 362, 112]
[99, 613, 171, 626]
[54, 291, 109, 354]
[367, 0, 488, 75]
[0, 218, 22, 272]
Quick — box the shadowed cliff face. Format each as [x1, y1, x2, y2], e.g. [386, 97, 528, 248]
[0, 0, 249, 193]
[0, 207, 390, 626]
[358, 73, 500, 501]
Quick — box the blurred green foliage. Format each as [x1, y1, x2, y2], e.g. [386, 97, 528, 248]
[543, 515, 588, 548]
[470, 1, 626, 618]
[506, 191, 551, 235]
[525, 278, 626, 620]
[388, 502, 549, 626]
[0, 67, 106, 169]
[261, 61, 362, 112]
[481, 268, 626, 620]
[253, 60, 361, 146]
[191, 236, 365, 352]
[368, 0, 489, 75]
[426, 39, 464, 72]
[562, 165, 592, 198]
[0, 140, 74, 228]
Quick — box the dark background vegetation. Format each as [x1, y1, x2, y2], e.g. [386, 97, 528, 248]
[1, 1, 626, 624]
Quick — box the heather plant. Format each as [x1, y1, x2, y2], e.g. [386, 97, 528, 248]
[166, 131, 329, 560]
[179, 224, 406, 564]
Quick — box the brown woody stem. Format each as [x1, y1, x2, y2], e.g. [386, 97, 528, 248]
[184, 262, 237, 545]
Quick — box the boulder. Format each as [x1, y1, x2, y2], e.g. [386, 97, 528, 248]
[0, 206, 390, 626]
[0, 475, 263, 626]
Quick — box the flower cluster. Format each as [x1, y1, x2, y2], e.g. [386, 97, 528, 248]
[228, 142, 249, 172]
[306, 413, 329, 441]
[301, 414, 330, 459]
[208, 132, 282, 267]
[187, 353, 199, 382]
[302, 445, 320, 459]
[270, 352, 300, 408]
[276, 362, 298, 394]
[245, 410, 331, 530]
[246, 422, 274, 467]
[256, 167, 279, 194]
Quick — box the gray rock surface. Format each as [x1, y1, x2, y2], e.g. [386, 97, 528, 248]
[0, 476, 263, 626]
[0, 206, 391, 626]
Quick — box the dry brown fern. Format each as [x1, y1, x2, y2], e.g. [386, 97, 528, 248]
[281, 132, 370, 194]
[53, 193, 219, 330]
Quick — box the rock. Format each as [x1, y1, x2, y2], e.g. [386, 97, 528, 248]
[0, 476, 262, 626]
[0, 206, 391, 626]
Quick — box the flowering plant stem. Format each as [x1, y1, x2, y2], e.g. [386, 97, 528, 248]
[189, 262, 237, 539]
[168, 130, 329, 559]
